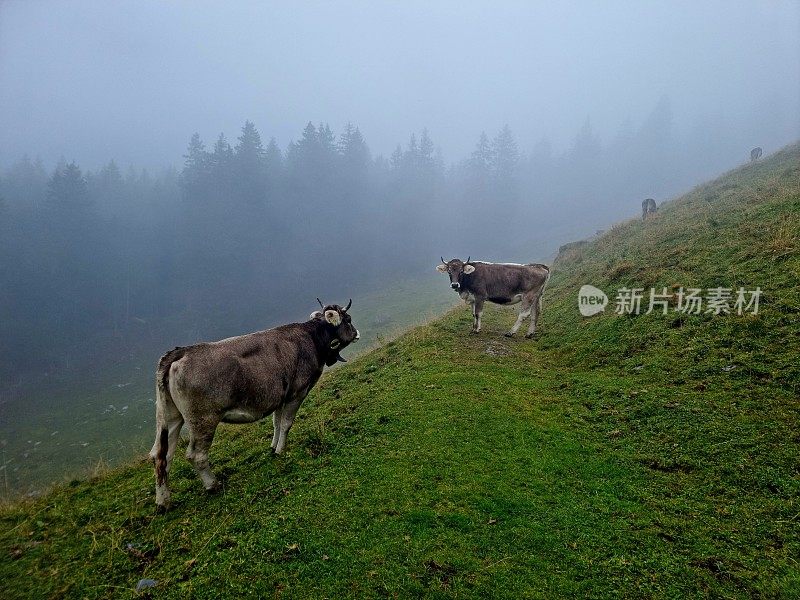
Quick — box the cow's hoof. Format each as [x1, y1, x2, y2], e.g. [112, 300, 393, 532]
[525, 333, 536, 339]
[470, 330, 479, 335]
[155, 503, 170, 514]
[205, 481, 222, 494]
[504, 332, 514, 338]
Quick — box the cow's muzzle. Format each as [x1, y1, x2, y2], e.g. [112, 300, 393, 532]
[451, 282, 460, 289]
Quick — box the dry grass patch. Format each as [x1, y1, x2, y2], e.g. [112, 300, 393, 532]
[765, 215, 798, 260]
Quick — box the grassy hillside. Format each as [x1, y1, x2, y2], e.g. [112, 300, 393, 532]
[2, 145, 798, 598]
[0, 273, 456, 498]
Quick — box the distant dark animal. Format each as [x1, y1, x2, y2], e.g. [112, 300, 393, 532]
[437, 258, 550, 338]
[149, 300, 359, 510]
[641, 198, 657, 221]
[750, 147, 762, 162]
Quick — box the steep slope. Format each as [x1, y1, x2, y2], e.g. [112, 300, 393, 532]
[2, 145, 798, 599]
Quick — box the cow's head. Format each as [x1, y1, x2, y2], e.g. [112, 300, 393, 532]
[436, 257, 475, 290]
[310, 299, 360, 364]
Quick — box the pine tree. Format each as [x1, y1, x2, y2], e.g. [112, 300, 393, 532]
[317, 123, 336, 156]
[491, 125, 519, 180]
[265, 137, 283, 177]
[419, 128, 435, 168]
[211, 133, 233, 176]
[183, 133, 207, 173]
[47, 161, 89, 209]
[405, 134, 419, 170]
[390, 144, 404, 170]
[470, 132, 493, 172]
[181, 133, 209, 198]
[295, 122, 318, 166]
[263, 137, 283, 201]
[89, 160, 124, 207]
[99, 160, 123, 190]
[234, 121, 265, 166]
[232, 122, 266, 205]
[339, 122, 369, 173]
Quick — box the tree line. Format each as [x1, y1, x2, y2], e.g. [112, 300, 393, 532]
[0, 98, 754, 382]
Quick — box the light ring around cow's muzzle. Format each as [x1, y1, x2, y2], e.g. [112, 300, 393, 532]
[451, 282, 460, 289]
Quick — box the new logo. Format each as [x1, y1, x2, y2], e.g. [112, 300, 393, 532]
[578, 285, 608, 317]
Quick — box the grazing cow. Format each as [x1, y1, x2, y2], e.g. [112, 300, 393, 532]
[437, 257, 550, 338]
[750, 147, 763, 162]
[641, 198, 657, 221]
[149, 300, 359, 510]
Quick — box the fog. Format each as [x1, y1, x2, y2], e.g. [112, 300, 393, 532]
[0, 1, 798, 492]
[2, 2, 798, 168]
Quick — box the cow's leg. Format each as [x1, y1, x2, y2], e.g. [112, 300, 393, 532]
[151, 387, 183, 510]
[505, 296, 534, 337]
[185, 419, 220, 492]
[526, 291, 544, 338]
[156, 414, 183, 507]
[274, 394, 306, 455]
[460, 290, 474, 313]
[270, 405, 284, 453]
[150, 400, 183, 461]
[472, 298, 485, 333]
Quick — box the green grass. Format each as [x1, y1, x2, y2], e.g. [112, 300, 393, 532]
[0, 274, 455, 498]
[2, 144, 799, 598]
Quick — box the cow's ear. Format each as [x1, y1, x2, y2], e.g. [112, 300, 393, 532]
[436, 264, 447, 273]
[324, 309, 341, 326]
[463, 264, 476, 274]
[310, 311, 323, 320]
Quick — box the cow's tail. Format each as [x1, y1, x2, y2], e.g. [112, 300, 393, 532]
[538, 265, 552, 314]
[152, 347, 185, 491]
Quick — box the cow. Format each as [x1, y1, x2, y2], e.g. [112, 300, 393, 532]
[641, 198, 657, 221]
[750, 147, 763, 162]
[437, 257, 550, 338]
[149, 300, 359, 510]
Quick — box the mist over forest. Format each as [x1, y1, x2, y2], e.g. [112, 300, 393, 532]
[0, 101, 794, 386]
[3, 4, 800, 596]
[0, 2, 798, 490]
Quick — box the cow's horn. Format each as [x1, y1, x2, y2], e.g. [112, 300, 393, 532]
[466, 256, 470, 264]
[316, 297, 324, 309]
[441, 256, 446, 264]
[336, 353, 347, 363]
[344, 299, 352, 312]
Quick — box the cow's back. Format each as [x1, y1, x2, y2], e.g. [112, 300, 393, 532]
[168, 342, 242, 409]
[167, 327, 308, 413]
[469, 262, 548, 297]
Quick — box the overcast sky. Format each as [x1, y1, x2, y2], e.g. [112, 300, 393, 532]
[1, 1, 798, 170]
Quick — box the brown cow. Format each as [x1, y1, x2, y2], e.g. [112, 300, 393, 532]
[149, 300, 359, 510]
[437, 258, 550, 338]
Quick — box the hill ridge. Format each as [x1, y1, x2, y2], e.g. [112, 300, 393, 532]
[2, 143, 799, 598]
